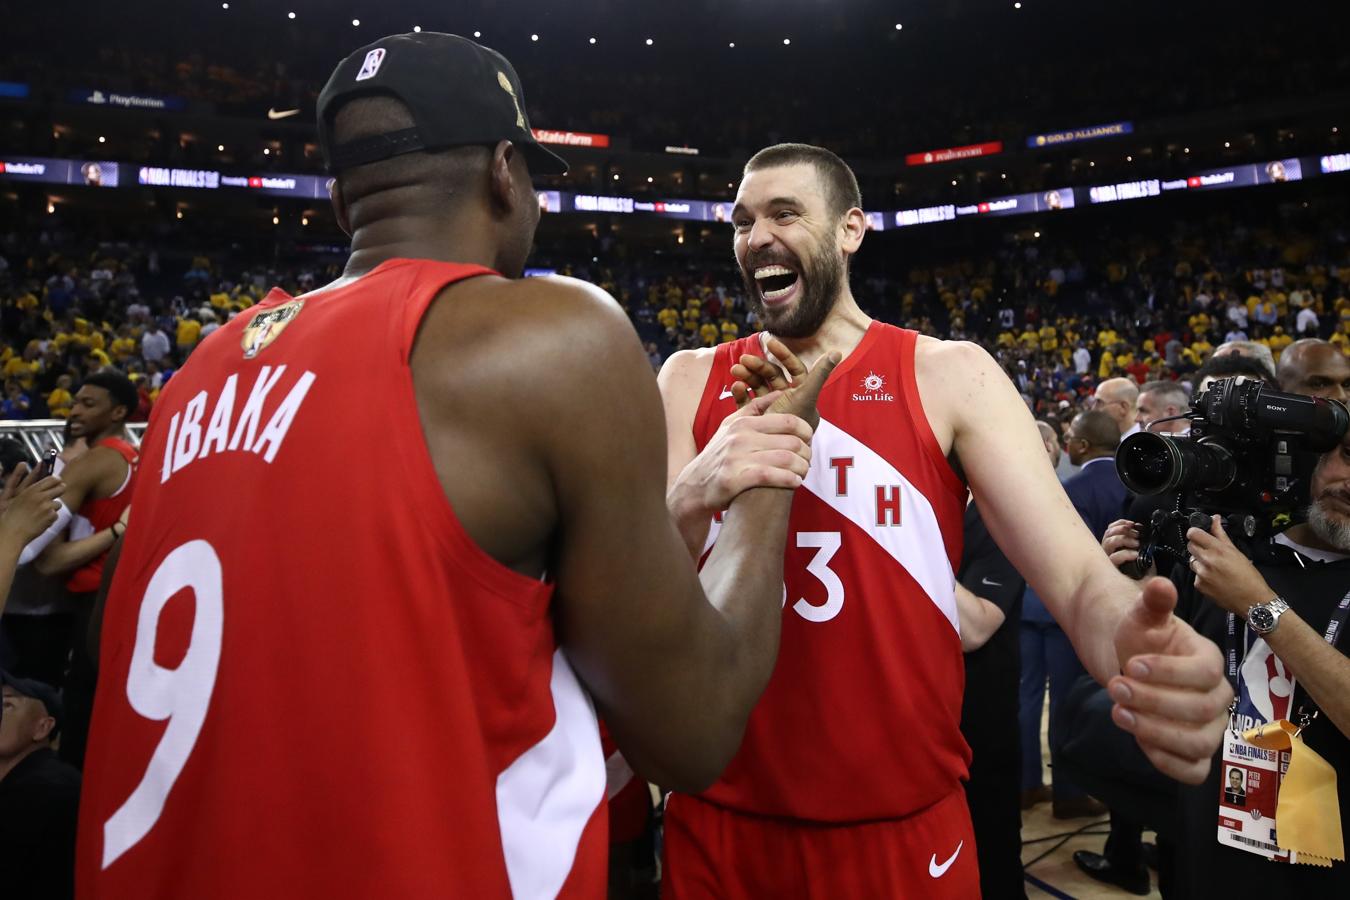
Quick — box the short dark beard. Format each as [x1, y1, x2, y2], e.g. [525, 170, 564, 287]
[740, 239, 844, 340]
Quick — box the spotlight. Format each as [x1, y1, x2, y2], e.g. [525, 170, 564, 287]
[263, 147, 270, 155]
[98, 135, 106, 143]
[176, 209, 183, 220]
[1014, 2, 1022, 7]
[217, 144, 224, 151]
[47, 201, 55, 214]
[1089, 160, 1095, 167]
[613, 173, 620, 181]
[951, 179, 957, 186]
[272, 215, 280, 225]
[287, 11, 295, 19]
[302, 216, 309, 226]
[1184, 147, 1190, 153]
[1000, 173, 1007, 179]
[783, 38, 791, 45]
[647, 176, 654, 183]
[646, 38, 653, 45]
[895, 23, 903, 30]
[589, 37, 596, 44]
[1126, 155, 1133, 162]
[531, 34, 539, 42]
[1033, 231, 1041, 238]
[352, 19, 359, 27]
[1224, 141, 1231, 148]
[473, 30, 481, 38]
[221, 2, 228, 8]
[413, 25, 421, 33]
[728, 42, 735, 48]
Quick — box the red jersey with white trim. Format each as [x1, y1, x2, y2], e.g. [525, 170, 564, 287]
[690, 323, 969, 822]
[66, 437, 138, 593]
[76, 259, 607, 899]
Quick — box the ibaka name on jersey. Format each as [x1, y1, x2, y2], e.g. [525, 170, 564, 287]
[160, 364, 316, 483]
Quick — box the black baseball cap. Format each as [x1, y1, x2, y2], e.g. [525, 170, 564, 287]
[317, 32, 567, 176]
[0, 669, 63, 736]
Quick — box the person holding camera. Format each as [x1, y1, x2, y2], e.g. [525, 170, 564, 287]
[1168, 437, 1350, 892]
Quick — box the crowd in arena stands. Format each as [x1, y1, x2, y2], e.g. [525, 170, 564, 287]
[2, 208, 1348, 425]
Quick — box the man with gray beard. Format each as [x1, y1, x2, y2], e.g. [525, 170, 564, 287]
[1167, 437, 1350, 893]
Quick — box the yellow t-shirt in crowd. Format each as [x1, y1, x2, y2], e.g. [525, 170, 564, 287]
[177, 318, 203, 347]
[46, 388, 73, 418]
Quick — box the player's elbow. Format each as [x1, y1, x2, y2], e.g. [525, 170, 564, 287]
[628, 728, 744, 794]
[32, 552, 64, 577]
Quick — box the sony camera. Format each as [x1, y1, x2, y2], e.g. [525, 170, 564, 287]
[1115, 376, 1349, 573]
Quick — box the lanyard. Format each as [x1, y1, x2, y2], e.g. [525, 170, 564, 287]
[1225, 589, 1350, 734]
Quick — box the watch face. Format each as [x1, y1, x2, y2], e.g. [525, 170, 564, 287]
[1250, 607, 1275, 632]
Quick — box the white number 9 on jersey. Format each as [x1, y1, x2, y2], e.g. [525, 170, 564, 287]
[102, 540, 224, 869]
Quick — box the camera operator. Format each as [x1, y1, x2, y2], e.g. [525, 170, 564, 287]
[1171, 437, 1350, 892]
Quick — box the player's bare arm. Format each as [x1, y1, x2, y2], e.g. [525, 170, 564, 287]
[916, 337, 1230, 784]
[660, 346, 813, 559]
[412, 273, 832, 791]
[26, 446, 126, 573]
[736, 336, 1230, 783]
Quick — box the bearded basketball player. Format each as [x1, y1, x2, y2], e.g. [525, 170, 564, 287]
[657, 143, 1232, 897]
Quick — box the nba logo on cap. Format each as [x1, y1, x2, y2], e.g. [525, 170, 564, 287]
[355, 48, 386, 81]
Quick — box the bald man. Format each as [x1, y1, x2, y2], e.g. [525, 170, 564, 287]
[1036, 420, 1062, 469]
[1275, 338, 1350, 401]
[1092, 377, 1141, 441]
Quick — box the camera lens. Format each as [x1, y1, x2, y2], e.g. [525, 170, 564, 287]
[1117, 432, 1184, 494]
[1117, 432, 1237, 496]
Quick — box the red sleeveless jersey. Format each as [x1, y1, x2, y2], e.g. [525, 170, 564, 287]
[66, 436, 138, 593]
[76, 259, 607, 899]
[691, 323, 970, 822]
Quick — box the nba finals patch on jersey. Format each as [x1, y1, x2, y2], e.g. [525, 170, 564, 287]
[242, 299, 304, 359]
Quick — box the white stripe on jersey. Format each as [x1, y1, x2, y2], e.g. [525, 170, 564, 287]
[799, 417, 959, 634]
[495, 648, 605, 899]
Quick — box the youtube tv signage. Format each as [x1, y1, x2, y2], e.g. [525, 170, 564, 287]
[906, 141, 1003, 166]
[531, 129, 610, 148]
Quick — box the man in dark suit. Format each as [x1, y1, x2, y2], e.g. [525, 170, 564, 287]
[1019, 411, 1127, 819]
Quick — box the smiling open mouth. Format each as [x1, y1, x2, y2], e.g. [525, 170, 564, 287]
[754, 264, 800, 300]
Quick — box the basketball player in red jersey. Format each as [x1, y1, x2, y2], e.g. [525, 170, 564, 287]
[17, 372, 138, 768]
[658, 144, 1232, 897]
[76, 34, 833, 899]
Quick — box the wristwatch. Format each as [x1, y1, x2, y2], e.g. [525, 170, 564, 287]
[1246, 597, 1290, 635]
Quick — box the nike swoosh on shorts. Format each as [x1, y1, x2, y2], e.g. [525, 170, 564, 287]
[929, 840, 963, 878]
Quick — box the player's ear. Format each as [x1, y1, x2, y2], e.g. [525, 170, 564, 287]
[840, 206, 866, 256]
[329, 177, 352, 237]
[488, 140, 519, 214]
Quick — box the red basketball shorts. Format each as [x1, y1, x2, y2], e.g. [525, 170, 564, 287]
[662, 788, 980, 899]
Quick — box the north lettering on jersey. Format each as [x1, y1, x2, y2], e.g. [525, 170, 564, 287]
[830, 456, 854, 495]
[875, 485, 903, 526]
[161, 364, 317, 482]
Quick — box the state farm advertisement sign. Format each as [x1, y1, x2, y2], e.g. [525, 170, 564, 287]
[531, 129, 611, 148]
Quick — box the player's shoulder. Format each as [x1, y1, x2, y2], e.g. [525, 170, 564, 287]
[914, 334, 998, 373]
[658, 345, 717, 385]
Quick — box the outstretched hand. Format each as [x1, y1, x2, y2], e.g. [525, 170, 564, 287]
[1108, 576, 1231, 784]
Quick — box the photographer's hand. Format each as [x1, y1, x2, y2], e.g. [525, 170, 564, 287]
[1185, 516, 1276, 616]
[1109, 577, 1233, 784]
[1103, 518, 1155, 578]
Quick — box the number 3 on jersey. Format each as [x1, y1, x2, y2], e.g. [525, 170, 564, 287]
[791, 531, 844, 623]
[102, 540, 224, 869]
